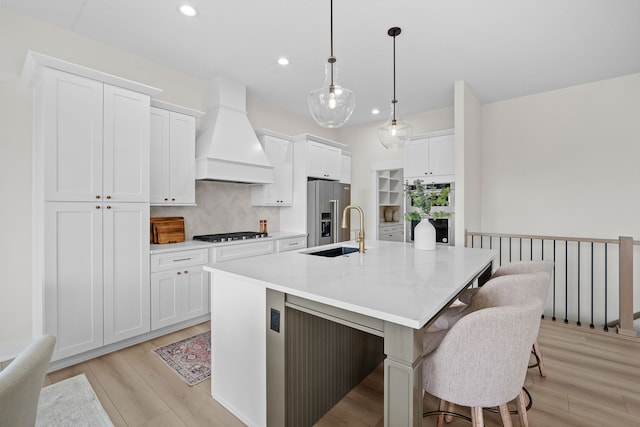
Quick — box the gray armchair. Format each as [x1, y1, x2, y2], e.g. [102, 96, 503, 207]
[422, 300, 542, 427]
[0, 335, 56, 427]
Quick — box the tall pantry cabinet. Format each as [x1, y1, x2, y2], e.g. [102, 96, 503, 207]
[24, 52, 161, 361]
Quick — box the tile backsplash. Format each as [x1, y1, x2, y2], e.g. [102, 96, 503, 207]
[150, 181, 280, 238]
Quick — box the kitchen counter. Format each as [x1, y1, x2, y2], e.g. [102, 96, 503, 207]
[149, 231, 306, 254]
[204, 240, 495, 427]
[205, 240, 493, 328]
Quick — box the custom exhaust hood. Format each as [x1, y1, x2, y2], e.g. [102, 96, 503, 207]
[195, 77, 274, 184]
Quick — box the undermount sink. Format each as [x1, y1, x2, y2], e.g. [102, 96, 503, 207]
[305, 246, 360, 257]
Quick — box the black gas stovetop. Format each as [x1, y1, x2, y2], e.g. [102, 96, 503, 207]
[192, 231, 268, 243]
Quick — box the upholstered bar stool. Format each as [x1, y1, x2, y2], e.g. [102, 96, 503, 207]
[434, 260, 553, 377]
[423, 299, 543, 427]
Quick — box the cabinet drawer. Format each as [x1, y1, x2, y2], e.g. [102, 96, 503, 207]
[277, 236, 307, 252]
[379, 224, 404, 242]
[210, 240, 275, 263]
[151, 248, 208, 272]
[379, 224, 404, 233]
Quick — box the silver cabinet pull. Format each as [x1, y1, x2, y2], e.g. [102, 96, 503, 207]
[173, 257, 192, 262]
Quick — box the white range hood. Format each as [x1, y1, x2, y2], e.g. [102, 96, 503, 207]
[195, 77, 274, 184]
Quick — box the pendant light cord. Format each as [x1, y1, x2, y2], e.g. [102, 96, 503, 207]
[392, 31, 397, 120]
[329, 0, 335, 87]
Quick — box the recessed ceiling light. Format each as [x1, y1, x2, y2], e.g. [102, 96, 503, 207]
[371, 108, 380, 115]
[178, 4, 198, 17]
[277, 57, 290, 66]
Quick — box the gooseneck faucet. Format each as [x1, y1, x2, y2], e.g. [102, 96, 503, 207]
[342, 205, 365, 253]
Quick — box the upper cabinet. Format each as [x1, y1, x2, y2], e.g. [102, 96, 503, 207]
[41, 68, 151, 202]
[403, 132, 455, 184]
[251, 130, 294, 206]
[307, 139, 342, 180]
[150, 101, 203, 206]
[340, 152, 352, 184]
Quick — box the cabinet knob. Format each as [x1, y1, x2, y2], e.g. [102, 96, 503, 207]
[106, 205, 111, 209]
[164, 198, 169, 201]
[184, 270, 188, 274]
[177, 271, 181, 275]
[106, 195, 112, 199]
[172, 198, 176, 201]
[96, 205, 101, 209]
[96, 195, 101, 199]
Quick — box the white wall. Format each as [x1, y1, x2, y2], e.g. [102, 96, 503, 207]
[480, 73, 640, 239]
[454, 81, 483, 245]
[0, 7, 334, 344]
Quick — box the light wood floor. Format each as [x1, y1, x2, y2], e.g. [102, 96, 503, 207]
[45, 321, 640, 426]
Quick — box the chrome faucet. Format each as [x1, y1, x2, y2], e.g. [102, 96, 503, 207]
[342, 205, 365, 253]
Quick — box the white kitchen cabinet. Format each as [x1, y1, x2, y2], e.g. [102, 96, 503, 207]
[25, 52, 161, 363]
[251, 131, 294, 206]
[276, 236, 307, 252]
[210, 240, 276, 263]
[150, 248, 209, 330]
[150, 102, 202, 205]
[403, 133, 455, 183]
[42, 68, 150, 202]
[307, 140, 342, 180]
[44, 202, 103, 360]
[103, 202, 151, 345]
[340, 152, 352, 184]
[44, 201, 150, 359]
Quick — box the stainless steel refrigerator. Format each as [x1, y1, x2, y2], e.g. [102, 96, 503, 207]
[307, 180, 351, 247]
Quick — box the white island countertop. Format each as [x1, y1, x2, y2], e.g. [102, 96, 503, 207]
[205, 240, 495, 329]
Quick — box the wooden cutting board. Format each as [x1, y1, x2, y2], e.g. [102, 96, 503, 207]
[150, 217, 185, 244]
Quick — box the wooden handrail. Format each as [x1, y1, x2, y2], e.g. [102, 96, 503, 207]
[465, 230, 638, 337]
[465, 230, 640, 245]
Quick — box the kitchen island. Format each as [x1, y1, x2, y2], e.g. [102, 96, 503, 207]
[204, 240, 495, 427]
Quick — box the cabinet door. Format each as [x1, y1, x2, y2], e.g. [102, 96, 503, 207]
[103, 202, 150, 345]
[183, 265, 210, 320]
[403, 138, 429, 179]
[251, 136, 293, 205]
[307, 141, 341, 180]
[42, 69, 103, 202]
[340, 154, 352, 184]
[323, 145, 342, 180]
[150, 107, 171, 204]
[169, 112, 196, 204]
[307, 141, 327, 179]
[44, 202, 103, 360]
[103, 84, 150, 202]
[151, 270, 181, 330]
[429, 134, 455, 177]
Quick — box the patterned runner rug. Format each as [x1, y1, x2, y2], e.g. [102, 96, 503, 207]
[36, 373, 113, 426]
[152, 331, 211, 386]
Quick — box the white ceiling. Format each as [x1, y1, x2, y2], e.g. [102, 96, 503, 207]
[4, 0, 640, 127]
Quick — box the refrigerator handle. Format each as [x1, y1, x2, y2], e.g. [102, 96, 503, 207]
[330, 199, 338, 244]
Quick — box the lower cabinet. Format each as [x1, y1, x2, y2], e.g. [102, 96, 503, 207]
[378, 223, 405, 242]
[150, 248, 209, 330]
[44, 202, 150, 360]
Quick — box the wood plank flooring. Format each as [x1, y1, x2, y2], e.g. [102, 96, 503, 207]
[44, 320, 640, 426]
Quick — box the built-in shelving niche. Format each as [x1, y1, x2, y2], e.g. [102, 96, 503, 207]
[377, 169, 403, 223]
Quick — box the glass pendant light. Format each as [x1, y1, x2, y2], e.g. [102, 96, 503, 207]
[378, 27, 412, 149]
[308, 0, 355, 128]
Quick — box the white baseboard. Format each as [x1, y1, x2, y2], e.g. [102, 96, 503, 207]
[47, 315, 210, 372]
